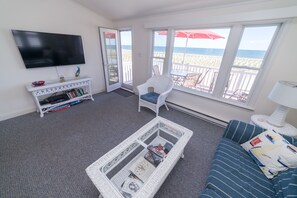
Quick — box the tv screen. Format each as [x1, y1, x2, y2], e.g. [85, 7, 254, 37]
[12, 30, 85, 68]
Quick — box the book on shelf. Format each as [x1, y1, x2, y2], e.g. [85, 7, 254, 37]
[75, 89, 81, 97]
[77, 88, 85, 96]
[120, 174, 143, 198]
[129, 157, 155, 183]
[69, 100, 82, 106]
[65, 88, 85, 99]
[49, 104, 70, 112]
[66, 90, 74, 99]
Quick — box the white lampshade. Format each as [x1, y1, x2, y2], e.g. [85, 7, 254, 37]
[267, 81, 297, 127]
[268, 81, 297, 108]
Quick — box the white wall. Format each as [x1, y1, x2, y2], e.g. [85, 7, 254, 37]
[115, 1, 297, 126]
[131, 21, 151, 88]
[0, 0, 113, 120]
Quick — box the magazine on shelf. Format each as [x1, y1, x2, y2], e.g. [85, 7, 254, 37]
[129, 157, 155, 183]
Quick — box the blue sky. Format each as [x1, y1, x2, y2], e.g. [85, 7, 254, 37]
[120, 31, 132, 45]
[120, 26, 277, 51]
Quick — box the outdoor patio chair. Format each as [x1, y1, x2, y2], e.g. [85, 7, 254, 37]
[208, 71, 218, 93]
[152, 65, 161, 76]
[137, 75, 174, 116]
[182, 73, 200, 88]
[195, 69, 210, 90]
[182, 69, 210, 90]
[228, 89, 249, 103]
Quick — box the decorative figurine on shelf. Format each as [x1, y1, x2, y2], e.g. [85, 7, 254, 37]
[32, 80, 45, 87]
[75, 66, 80, 77]
[60, 76, 65, 83]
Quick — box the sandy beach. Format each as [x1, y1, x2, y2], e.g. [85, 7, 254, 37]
[122, 49, 262, 68]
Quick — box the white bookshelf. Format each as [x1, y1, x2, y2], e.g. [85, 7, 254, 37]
[26, 77, 94, 117]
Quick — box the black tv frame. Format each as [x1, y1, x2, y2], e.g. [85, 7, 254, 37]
[12, 30, 85, 69]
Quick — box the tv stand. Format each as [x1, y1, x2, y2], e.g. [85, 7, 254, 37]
[26, 77, 94, 117]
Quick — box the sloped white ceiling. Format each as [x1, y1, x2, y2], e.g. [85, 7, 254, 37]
[72, 0, 270, 21]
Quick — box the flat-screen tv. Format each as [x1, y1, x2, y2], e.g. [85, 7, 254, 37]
[12, 30, 85, 68]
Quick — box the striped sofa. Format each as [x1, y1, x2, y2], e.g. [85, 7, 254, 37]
[200, 120, 297, 198]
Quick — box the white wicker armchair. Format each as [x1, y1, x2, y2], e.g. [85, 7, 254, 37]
[137, 75, 174, 116]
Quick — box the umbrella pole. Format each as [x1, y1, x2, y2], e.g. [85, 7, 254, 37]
[181, 37, 189, 67]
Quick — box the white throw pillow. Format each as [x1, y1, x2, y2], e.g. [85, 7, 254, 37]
[241, 130, 297, 179]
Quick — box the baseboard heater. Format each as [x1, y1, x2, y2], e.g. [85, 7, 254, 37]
[166, 101, 228, 128]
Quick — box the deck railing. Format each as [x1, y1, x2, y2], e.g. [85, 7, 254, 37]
[122, 61, 133, 85]
[122, 60, 257, 103]
[170, 62, 257, 102]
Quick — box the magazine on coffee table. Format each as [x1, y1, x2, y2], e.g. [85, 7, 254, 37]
[121, 176, 143, 197]
[129, 157, 156, 183]
[144, 150, 162, 167]
[147, 145, 167, 158]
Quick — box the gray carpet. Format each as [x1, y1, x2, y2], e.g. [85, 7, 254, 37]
[0, 92, 224, 198]
[113, 88, 135, 97]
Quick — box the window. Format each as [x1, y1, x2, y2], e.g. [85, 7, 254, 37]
[151, 30, 167, 75]
[170, 28, 230, 93]
[224, 26, 278, 103]
[151, 23, 280, 106]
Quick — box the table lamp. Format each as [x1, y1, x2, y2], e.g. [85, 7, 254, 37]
[267, 81, 297, 127]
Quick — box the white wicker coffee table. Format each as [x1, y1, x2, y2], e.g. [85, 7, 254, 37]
[86, 116, 193, 198]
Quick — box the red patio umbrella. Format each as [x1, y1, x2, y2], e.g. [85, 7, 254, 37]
[159, 30, 224, 64]
[104, 32, 116, 39]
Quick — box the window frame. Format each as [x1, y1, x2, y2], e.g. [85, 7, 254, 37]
[119, 29, 133, 90]
[150, 29, 169, 76]
[231, 24, 281, 105]
[150, 20, 283, 109]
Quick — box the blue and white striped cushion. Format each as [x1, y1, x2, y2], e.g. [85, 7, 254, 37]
[272, 168, 297, 198]
[223, 120, 266, 144]
[199, 188, 223, 198]
[206, 138, 275, 198]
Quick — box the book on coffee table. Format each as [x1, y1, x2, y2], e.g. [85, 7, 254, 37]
[129, 157, 156, 183]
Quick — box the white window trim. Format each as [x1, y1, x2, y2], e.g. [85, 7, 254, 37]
[173, 85, 255, 110]
[150, 19, 286, 108]
[150, 29, 168, 76]
[240, 23, 283, 107]
[212, 25, 243, 99]
[119, 29, 133, 90]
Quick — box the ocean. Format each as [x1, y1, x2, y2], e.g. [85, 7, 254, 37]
[121, 45, 265, 59]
